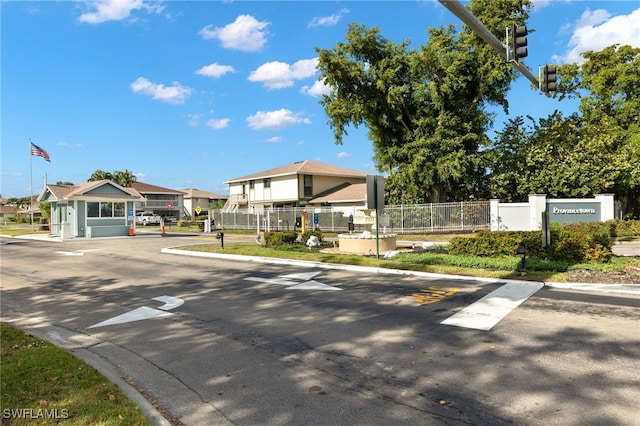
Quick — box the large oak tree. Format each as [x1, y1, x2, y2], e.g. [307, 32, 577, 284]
[316, 0, 532, 203]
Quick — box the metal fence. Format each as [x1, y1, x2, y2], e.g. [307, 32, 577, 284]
[210, 201, 490, 234]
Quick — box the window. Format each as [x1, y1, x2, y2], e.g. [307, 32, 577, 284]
[303, 175, 313, 197]
[264, 178, 271, 188]
[100, 203, 112, 217]
[249, 180, 255, 189]
[113, 202, 125, 217]
[88, 201, 126, 218]
[87, 202, 99, 217]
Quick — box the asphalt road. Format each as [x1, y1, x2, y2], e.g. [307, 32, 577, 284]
[1, 235, 639, 425]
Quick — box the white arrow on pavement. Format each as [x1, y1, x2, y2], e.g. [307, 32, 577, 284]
[244, 276, 298, 286]
[280, 272, 322, 280]
[88, 307, 172, 329]
[87, 296, 184, 329]
[153, 295, 184, 311]
[244, 271, 341, 291]
[288, 280, 342, 291]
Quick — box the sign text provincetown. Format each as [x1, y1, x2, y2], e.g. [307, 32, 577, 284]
[552, 207, 597, 215]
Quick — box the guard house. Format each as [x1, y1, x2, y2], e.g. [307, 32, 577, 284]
[37, 180, 144, 239]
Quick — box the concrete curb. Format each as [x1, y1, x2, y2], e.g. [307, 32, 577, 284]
[0, 310, 172, 426]
[161, 248, 640, 296]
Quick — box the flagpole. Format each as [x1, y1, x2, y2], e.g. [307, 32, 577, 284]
[29, 138, 34, 231]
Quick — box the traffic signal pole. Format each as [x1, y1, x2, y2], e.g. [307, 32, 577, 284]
[437, 0, 547, 95]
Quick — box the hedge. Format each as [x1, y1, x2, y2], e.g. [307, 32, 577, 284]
[447, 220, 629, 264]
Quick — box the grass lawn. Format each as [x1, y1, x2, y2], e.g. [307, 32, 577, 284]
[175, 239, 640, 283]
[0, 323, 152, 425]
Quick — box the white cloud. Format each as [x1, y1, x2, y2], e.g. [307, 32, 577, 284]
[206, 118, 231, 130]
[246, 109, 311, 131]
[265, 136, 282, 143]
[531, 0, 551, 10]
[301, 79, 331, 97]
[57, 141, 83, 148]
[77, 0, 163, 24]
[186, 113, 202, 127]
[337, 152, 351, 158]
[195, 63, 236, 78]
[308, 8, 349, 28]
[199, 15, 269, 52]
[554, 8, 640, 64]
[249, 58, 318, 90]
[130, 77, 192, 104]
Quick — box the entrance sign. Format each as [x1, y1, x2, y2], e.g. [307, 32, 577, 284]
[547, 201, 600, 224]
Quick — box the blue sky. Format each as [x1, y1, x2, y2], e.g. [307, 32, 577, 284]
[2, 0, 639, 199]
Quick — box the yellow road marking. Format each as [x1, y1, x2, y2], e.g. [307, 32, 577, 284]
[407, 285, 459, 305]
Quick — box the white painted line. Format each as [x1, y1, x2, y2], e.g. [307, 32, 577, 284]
[55, 249, 99, 256]
[88, 307, 172, 329]
[441, 282, 544, 331]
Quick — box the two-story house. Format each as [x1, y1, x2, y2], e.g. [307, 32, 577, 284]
[130, 182, 185, 220]
[182, 188, 228, 218]
[223, 160, 368, 211]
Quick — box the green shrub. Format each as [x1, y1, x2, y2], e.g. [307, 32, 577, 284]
[449, 231, 544, 258]
[263, 231, 298, 247]
[449, 222, 614, 264]
[607, 219, 640, 238]
[550, 223, 612, 263]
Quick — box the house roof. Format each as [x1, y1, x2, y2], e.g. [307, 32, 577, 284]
[38, 180, 144, 202]
[130, 182, 184, 194]
[183, 188, 228, 199]
[310, 183, 367, 204]
[224, 160, 368, 184]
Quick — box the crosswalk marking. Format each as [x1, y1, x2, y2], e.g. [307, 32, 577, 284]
[441, 282, 543, 331]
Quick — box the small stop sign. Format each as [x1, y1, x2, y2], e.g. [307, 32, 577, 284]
[167, 203, 173, 209]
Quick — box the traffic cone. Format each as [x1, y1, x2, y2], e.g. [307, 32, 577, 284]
[129, 223, 135, 237]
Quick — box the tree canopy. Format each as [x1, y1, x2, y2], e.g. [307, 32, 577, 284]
[88, 169, 137, 187]
[488, 45, 640, 217]
[316, 0, 532, 203]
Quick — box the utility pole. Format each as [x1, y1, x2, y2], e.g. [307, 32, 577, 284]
[437, 0, 545, 94]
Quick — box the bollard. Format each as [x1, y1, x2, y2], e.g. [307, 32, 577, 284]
[216, 232, 224, 249]
[516, 243, 527, 276]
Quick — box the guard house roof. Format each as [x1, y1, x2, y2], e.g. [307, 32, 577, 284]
[37, 180, 144, 202]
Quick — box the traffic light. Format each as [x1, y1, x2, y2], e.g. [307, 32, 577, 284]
[511, 24, 528, 63]
[540, 65, 557, 93]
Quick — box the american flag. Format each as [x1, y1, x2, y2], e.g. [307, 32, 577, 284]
[31, 142, 51, 162]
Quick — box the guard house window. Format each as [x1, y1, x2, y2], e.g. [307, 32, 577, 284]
[88, 202, 126, 218]
[100, 202, 113, 218]
[303, 175, 313, 197]
[264, 178, 271, 188]
[87, 202, 99, 217]
[249, 180, 255, 189]
[113, 202, 125, 217]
